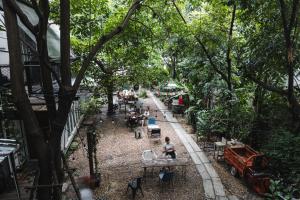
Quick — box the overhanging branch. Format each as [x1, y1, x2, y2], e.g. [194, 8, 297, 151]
[171, 0, 230, 84]
[129, 18, 154, 37]
[94, 59, 110, 74]
[244, 70, 288, 96]
[72, 0, 143, 91]
[288, 0, 300, 34]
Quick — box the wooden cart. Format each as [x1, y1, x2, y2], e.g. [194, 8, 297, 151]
[224, 145, 270, 195]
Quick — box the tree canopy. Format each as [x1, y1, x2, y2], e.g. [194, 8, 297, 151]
[2, 0, 300, 198]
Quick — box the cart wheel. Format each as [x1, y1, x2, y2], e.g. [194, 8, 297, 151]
[230, 166, 238, 177]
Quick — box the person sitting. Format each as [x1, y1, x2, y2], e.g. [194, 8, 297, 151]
[163, 136, 176, 159]
[141, 107, 150, 127]
[127, 111, 139, 128]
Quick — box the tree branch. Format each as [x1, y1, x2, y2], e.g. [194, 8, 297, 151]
[60, 0, 71, 86]
[6, 0, 37, 35]
[244, 70, 288, 96]
[195, 36, 229, 83]
[72, 0, 143, 91]
[288, 0, 300, 34]
[142, 4, 165, 23]
[279, 0, 289, 36]
[171, 0, 187, 24]
[94, 59, 110, 74]
[129, 18, 154, 37]
[226, 3, 236, 92]
[30, 0, 42, 20]
[171, 0, 230, 84]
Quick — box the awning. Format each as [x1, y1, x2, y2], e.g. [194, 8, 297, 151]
[0, 0, 75, 63]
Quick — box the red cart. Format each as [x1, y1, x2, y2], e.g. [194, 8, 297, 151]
[224, 145, 270, 195]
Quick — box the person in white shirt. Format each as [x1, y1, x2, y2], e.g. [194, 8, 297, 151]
[163, 136, 176, 159]
[141, 106, 150, 127]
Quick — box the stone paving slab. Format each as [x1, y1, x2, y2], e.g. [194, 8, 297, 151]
[204, 163, 220, 178]
[190, 152, 203, 165]
[212, 178, 226, 196]
[196, 151, 210, 163]
[149, 92, 227, 199]
[184, 142, 195, 153]
[195, 164, 211, 180]
[203, 179, 216, 199]
[186, 135, 203, 152]
[216, 196, 228, 200]
[228, 195, 239, 200]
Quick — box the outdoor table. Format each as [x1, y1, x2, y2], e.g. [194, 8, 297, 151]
[141, 158, 189, 180]
[147, 124, 160, 131]
[147, 124, 161, 138]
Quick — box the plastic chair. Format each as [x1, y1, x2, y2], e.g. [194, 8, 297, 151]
[159, 171, 174, 190]
[148, 117, 156, 125]
[221, 137, 227, 145]
[126, 177, 144, 199]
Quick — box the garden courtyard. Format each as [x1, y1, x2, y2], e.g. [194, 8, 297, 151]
[63, 92, 260, 200]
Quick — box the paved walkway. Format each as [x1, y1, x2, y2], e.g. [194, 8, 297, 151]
[149, 92, 228, 200]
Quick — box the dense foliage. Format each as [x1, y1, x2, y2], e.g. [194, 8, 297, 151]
[51, 0, 300, 197]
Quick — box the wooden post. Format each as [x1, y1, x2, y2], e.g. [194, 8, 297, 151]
[61, 152, 82, 200]
[86, 128, 95, 176]
[125, 103, 127, 116]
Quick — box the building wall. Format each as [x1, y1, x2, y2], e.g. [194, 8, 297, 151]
[0, 30, 9, 67]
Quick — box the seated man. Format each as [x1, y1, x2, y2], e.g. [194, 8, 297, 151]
[141, 107, 150, 127]
[127, 111, 139, 128]
[162, 137, 176, 159]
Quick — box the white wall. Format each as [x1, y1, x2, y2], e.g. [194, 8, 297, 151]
[0, 13, 9, 66]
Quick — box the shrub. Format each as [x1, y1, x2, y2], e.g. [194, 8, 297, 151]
[138, 90, 148, 98]
[80, 97, 105, 115]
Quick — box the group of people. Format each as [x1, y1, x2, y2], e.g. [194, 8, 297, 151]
[117, 89, 138, 101]
[118, 88, 176, 158]
[126, 105, 150, 128]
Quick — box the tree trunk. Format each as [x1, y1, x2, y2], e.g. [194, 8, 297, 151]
[4, 1, 143, 199]
[3, 1, 52, 199]
[36, 1, 56, 121]
[60, 0, 71, 86]
[107, 79, 114, 115]
[250, 86, 264, 148]
[225, 3, 236, 138]
[279, 0, 300, 132]
[50, 95, 74, 200]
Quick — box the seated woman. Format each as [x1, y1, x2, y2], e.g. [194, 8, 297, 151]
[162, 137, 176, 159]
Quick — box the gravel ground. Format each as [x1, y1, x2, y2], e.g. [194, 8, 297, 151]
[64, 96, 205, 200]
